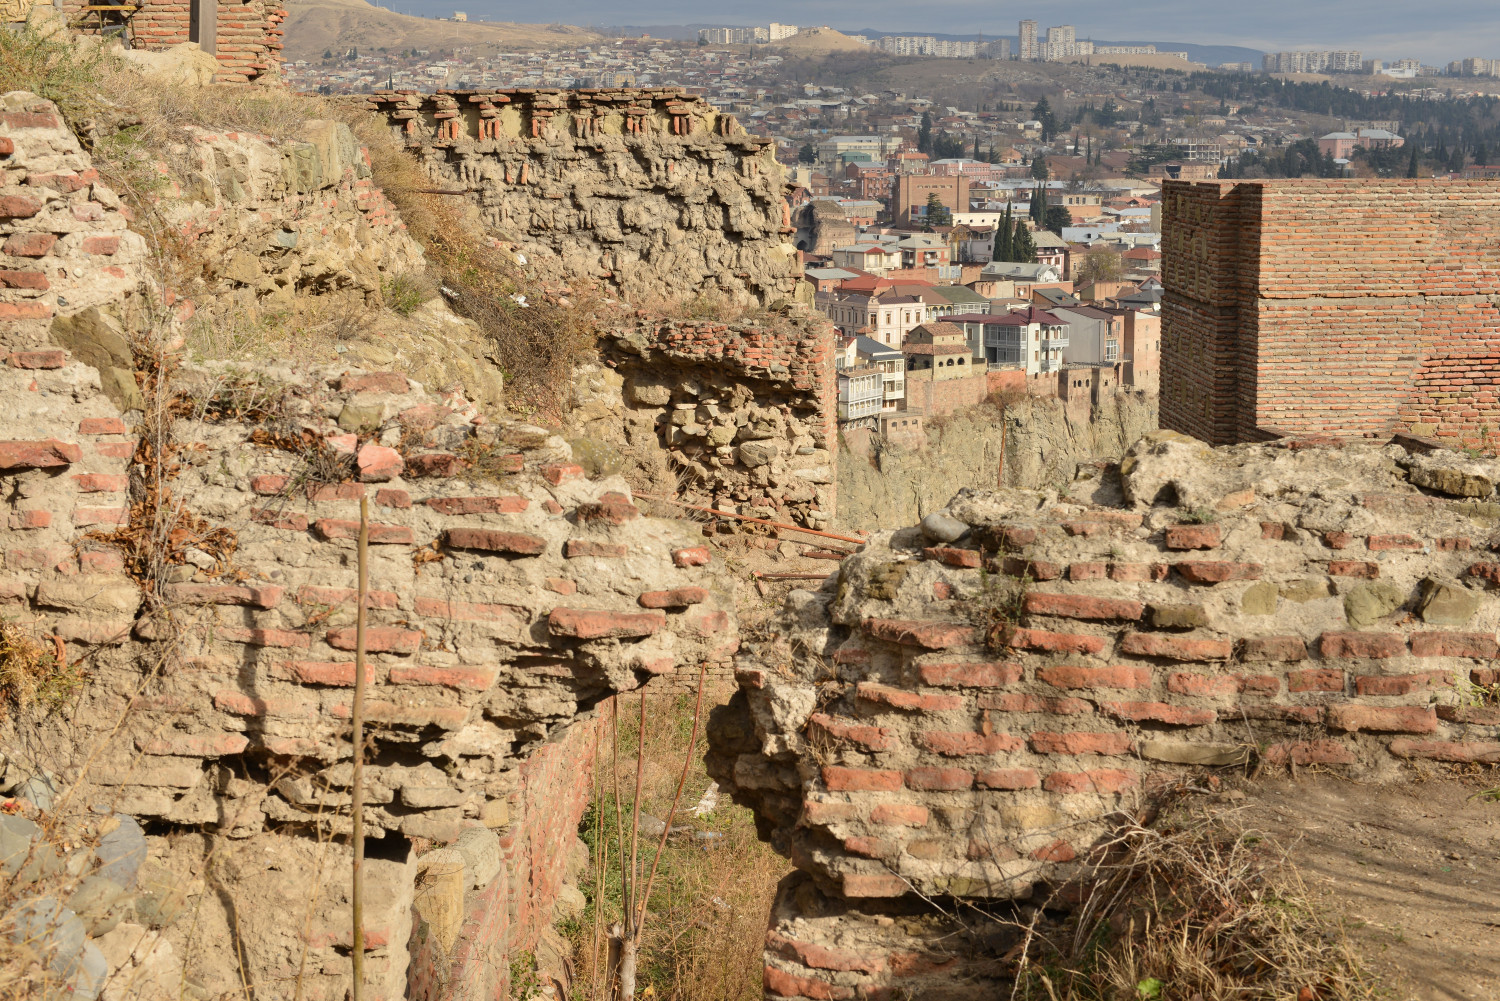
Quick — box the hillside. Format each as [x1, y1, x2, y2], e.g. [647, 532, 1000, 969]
[281, 0, 600, 60]
[770, 26, 870, 54]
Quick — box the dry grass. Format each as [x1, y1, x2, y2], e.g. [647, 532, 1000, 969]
[571, 691, 789, 1001]
[1009, 799, 1382, 1001]
[0, 621, 79, 721]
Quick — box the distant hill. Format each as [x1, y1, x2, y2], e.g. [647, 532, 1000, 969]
[281, 0, 602, 61]
[771, 27, 870, 54]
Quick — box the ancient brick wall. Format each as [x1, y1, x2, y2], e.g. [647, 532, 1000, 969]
[60, 0, 286, 84]
[1161, 179, 1500, 447]
[713, 430, 1500, 996]
[905, 370, 988, 417]
[369, 89, 803, 306]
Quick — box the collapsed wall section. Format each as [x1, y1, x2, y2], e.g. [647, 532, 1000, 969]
[370, 89, 803, 306]
[1161, 178, 1500, 447]
[711, 430, 1500, 995]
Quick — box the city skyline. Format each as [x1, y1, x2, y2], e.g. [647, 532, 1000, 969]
[385, 0, 1500, 65]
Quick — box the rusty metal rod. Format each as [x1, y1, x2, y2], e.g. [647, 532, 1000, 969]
[634, 492, 866, 545]
[754, 572, 835, 580]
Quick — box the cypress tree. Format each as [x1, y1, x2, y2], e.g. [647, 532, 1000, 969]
[1029, 183, 1046, 225]
[994, 203, 1014, 261]
[1012, 222, 1036, 264]
[1406, 145, 1420, 178]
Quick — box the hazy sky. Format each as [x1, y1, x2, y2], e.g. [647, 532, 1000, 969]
[399, 0, 1500, 63]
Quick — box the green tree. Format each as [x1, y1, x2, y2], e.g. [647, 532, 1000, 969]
[973, 135, 981, 160]
[924, 193, 952, 227]
[1029, 184, 1046, 225]
[993, 203, 1014, 261]
[1031, 96, 1058, 141]
[1030, 154, 1050, 181]
[917, 112, 932, 154]
[1405, 145, 1419, 177]
[798, 142, 817, 164]
[1045, 205, 1071, 235]
[1077, 249, 1123, 286]
[1475, 142, 1490, 165]
[1011, 222, 1037, 263]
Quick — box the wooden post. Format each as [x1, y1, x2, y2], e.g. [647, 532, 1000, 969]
[189, 0, 216, 53]
[350, 496, 369, 1001]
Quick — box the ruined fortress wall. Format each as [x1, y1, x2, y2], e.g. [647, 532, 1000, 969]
[1161, 179, 1500, 447]
[713, 432, 1500, 995]
[59, 0, 286, 84]
[370, 89, 803, 306]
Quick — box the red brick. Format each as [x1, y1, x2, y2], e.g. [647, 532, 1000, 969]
[137, 733, 249, 757]
[94, 443, 136, 459]
[72, 473, 127, 493]
[1354, 672, 1453, 696]
[0, 195, 41, 217]
[2, 233, 56, 257]
[1260, 521, 1285, 540]
[869, 803, 929, 826]
[1263, 740, 1355, 766]
[1001, 525, 1038, 546]
[250, 508, 309, 532]
[1436, 537, 1472, 552]
[638, 586, 709, 608]
[1037, 664, 1150, 690]
[337, 372, 408, 394]
[545, 578, 576, 595]
[1388, 740, 1500, 764]
[355, 444, 404, 482]
[1175, 561, 1262, 583]
[305, 483, 364, 502]
[375, 488, 411, 509]
[917, 731, 1024, 756]
[213, 691, 313, 718]
[1167, 672, 1279, 696]
[326, 626, 422, 654]
[8, 510, 49, 530]
[1031, 839, 1077, 862]
[0, 302, 55, 320]
[444, 528, 546, 555]
[1118, 633, 1231, 661]
[1439, 704, 1500, 725]
[856, 683, 963, 712]
[72, 506, 128, 527]
[249, 475, 288, 495]
[79, 235, 120, 256]
[1467, 563, 1500, 586]
[165, 583, 282, 608]
[975, 768, 1040, 790]
[917, 661, 1021, 687]
[1108, 562, 1170, 582]
[977, 693, 1092, 715]
[424, 495, 529, 515]
[1327, 705, 1438, 734]
[297, 586, 398, 609]
[821, 766, 902, 792]
[1068, 562, 1107, 580]
[1029, 731, 1133, 755]
[575, 495, 640, 526]
[1409, 632, 1498, 659]
[388, 664, 499, 690]
[932, 582, 955, 599]
[0, 270, 50, 290]
[1240, 635, 1308, 662]
[842, 874, 910, 899]
[79, 550, 123, 572]
[1319, 631, 1404, 659]
[0, 439, 82, 470]
[809, 713, 900, 752]
[413, 596, 527, 626]
[863, 617, 977, 649]
[1000, 557, 1061, 581]
[541, 463, 585, 485]
[1323, 531, 1353, 550]
[1367, 534, 1422, 552]
[1101, 701, 1216, 726]
[672, 547, 710, 567]
[9, 350, 64, 369]
[767, 933, 886, 976]
[1165, 524, 1221, 550]
[564, 539, 627, 558]
[802, 801, 859, 824]
[406, 453, 466, 477]
[1043, 769, 1138, 794]
[1288, 668, 1346, 692]
[904, 767, 973, 791]
[314, 519, 414, 545]
[547, 607, 664, 640]
[1023, 592, 1144, 621]
[281, 660, 373, 686]
[1007, 628, 1105, 655]
[923, 546, 980, 568]
[1328, 560, 1379, 578]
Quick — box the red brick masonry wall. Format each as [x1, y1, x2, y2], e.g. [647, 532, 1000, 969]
[60, 0, 286, 84]
[1161, 179, 1500, 446]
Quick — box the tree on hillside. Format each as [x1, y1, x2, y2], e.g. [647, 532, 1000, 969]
[1475, 142, 1490, 165]
[1045, 205, 1072, 235]
[993, 203, 1014, 262]
[798, 142, 817, 164]
[973, 135, 981, 161]
[917, 112, 933, 154]
[1076, 249, 1123, 286]
[1031, 96, 1058, 141]
[933, 132, 966, 159]
[924, 193, 952, 227]
[1030, 154, 1050, 181]
[1029, 183, 1046, 226]
[1406, 144, 1420, 178]
[1011, 221, 1037, 264]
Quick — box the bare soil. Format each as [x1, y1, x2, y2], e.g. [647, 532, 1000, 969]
[1237, 775, 1500, 1000]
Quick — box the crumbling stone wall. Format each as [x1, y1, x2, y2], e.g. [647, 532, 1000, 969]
[60, 0, 287, 85]
[1161, 179, 1500, 447]
[586, 311, 838, 529]
[370, 89, 803, 306]
[712, 431, 1500, 995]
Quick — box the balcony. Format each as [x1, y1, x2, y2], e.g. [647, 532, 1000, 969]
[1041, 336, 1069, 351]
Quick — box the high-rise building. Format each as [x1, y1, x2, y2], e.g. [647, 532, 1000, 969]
[1044, 25, 1075, 62]
[1018, 20, 1038, 61]
[768, 22, 798, 41]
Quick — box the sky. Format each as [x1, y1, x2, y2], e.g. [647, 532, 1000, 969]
[394, 0, 1500, 64]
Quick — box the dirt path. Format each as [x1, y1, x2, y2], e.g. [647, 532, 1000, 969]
[1237, 776, 1500, 1000]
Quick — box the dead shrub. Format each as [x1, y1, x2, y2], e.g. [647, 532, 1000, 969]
[0, 620, 80, 720]
[1009, 799, 1381, 1001]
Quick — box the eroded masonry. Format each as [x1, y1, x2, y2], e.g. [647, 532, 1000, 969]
[713, 432, 1500, 995]
[371, 89, 804, 306]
